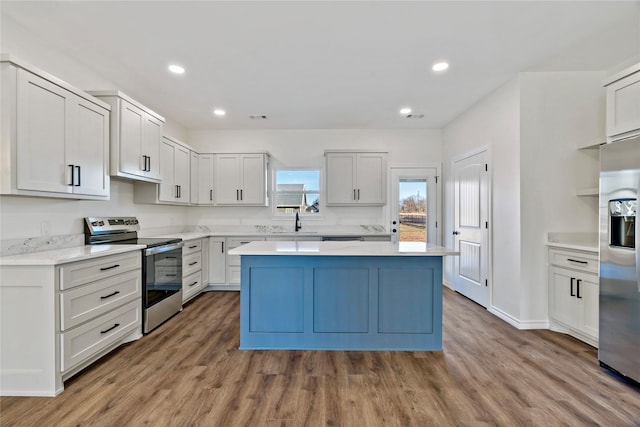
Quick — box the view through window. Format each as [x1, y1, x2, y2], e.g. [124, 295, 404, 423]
[399, 179, 427, 242]
[274, 170, 320, 214]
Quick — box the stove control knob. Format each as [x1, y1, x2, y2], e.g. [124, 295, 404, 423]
[99, 221, 105, 226]
[91, 221, 98, 227]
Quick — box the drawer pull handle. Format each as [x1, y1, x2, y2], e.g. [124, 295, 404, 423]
[567, 258, 588, 265]
[189, 261, 198, 266]
[189, 281, 199, 287]
[100, 323, 120, 334]
[189, 245, 198, 249]
[576, 279, 582, 299]
[570, 277, 575, 297]
[100, 264, 120, 271]
[240, 242, 250, 244]
[165, 274, 178, 277]
[100, 291, 121, 300]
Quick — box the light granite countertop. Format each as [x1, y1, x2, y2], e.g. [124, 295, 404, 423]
[0, 244, 145, 266]
[545, 232, 598, 252]
[228, 241, 458, 257]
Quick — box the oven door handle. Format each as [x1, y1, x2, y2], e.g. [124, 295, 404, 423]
[144, 241, 184, 256]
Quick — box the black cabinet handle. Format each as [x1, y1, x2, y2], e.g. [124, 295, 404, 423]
[147, 156, 151, 172]
[357, 189, 360, 200]
[353, 189, 356, 200]
[240, 189, 243, 200]
[75, 165, 81, 186]
[576, 279, 582, 299]
[210, 189, 213, 201]
[567, 258, 588, 265]
[68, 164, 75, 186]
[236, 189, 239, 200]
[570, 277, 575, 296]
[392, 229, 397, 233]
[189, 281, 199, 287]
[221, 241, 225, 253]
[141, 155, 147, 172]
[189, 245, 198, 249]
[165, 256, 177, 259]
[100, 291, 120, 300]
[175, 185, 179, 198]
[189, 261, 198, 266]
[100, 323, 120, 334]
[100, 264, 120, 271]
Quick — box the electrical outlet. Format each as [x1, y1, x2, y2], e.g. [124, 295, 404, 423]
[41, 221, 50, 237]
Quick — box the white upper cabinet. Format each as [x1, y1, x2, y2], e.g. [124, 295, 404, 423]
[325, 151, 387, 206]
[134, 136, 190, 205]
[604, 63, 640, 142]
[89, 91, 164, 182]
[197, 153, 215, 205]
[213, 153, 269, 206]
[0, 57, 110, 200]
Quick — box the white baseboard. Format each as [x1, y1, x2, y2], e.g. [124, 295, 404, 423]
[488, 306, 549, 330]
[442, 280, 454, 290]
[203, 284, 240, 291]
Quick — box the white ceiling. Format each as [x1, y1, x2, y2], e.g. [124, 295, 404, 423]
[1, 1, 639, 130]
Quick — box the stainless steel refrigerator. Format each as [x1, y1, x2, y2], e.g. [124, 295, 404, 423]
[599, 136, 640, 383]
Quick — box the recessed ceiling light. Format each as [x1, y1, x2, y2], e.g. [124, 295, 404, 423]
[400, 107, 412, 115]
[213, 109, 226, 116]
[432, 62, 449, 72]
[168, 64, 185, 74]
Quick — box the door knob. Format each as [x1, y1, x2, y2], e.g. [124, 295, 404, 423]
[392, 229, 397, 233]
[452, 231, 460, 235]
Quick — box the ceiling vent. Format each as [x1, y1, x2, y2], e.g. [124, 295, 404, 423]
[405, 114, 424, 119]
[249, 114, 268, 120]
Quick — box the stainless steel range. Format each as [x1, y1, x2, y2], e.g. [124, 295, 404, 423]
[85, 217, 184, 333]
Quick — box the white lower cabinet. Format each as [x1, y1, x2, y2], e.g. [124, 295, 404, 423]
[548, 247, 599, 347]
[208, 237, 226, 286]
[226, 237, 265, 286]
[0, 250, 142, 397]
[182, 238, 205, 303]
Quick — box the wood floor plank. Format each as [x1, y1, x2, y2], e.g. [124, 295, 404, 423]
[2, 289, 640, 426]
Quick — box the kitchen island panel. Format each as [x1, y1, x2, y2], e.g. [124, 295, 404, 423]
[240, 255, 443, 351]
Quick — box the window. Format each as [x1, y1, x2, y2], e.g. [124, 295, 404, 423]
[273, 169, 320, 215]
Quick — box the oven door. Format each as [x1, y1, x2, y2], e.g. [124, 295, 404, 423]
[143, 243, 183, 309]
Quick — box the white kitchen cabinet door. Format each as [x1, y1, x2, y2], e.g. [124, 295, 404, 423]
[16, 68, 72, 194]
[119, 100, 145, 178]
[355, 152, 386, 204]
[214, 154, 241, 204]
[239, 154, 266, 204]
[158, 138, 175, 202]
[197, 153, 215, 205]
[549, 267, 579, 329]
[606, 68, 640, 141]
[326, 153, 356, 205]
[141, 113, 162, 180]
[157, 137, 189, 204]
[69, 98, 109, 197]
[190, 152, 199, 205]
[576, 275, 599, 340]
[208, 238, 226, 284]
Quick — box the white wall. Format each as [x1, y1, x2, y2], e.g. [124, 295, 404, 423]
[519, 72, 604, 321]
[443, 77, 522, 319]
[187, 129, 442, 227]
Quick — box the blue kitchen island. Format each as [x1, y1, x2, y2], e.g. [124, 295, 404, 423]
[229, 241, 458, 351]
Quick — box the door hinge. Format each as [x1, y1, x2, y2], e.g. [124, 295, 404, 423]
[485, 221, 488, 229]
[485, 279, 488, 287]
[485, 164, 488, 172]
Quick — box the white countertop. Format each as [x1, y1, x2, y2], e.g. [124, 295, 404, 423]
[0, 244, 145, 266]
[155, 230, 390, 240]
[545, 232, 599, 253]
[228, 241, 458, 257]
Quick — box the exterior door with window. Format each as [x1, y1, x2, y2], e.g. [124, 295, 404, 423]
[453, 150, 489, 307]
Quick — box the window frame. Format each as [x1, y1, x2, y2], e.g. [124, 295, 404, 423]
[271, 167, 323, 218]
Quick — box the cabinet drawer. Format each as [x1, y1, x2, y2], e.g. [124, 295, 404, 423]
[61, 299, 140, 372]
[60, 269, 141, 331]
[183, 252, 202, 277]
[183, 270, 203, 302]
[183, 239, 202, 255]
[549, 249, 598, 274]
[59, 252, 141, 290]
[227, 237, 263, 266]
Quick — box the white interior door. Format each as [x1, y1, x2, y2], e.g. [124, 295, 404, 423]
[390, 167, 440, 245]
[453, 151, 489, 307]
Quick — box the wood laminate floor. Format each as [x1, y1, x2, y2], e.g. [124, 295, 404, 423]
[2, 289, 639, 426]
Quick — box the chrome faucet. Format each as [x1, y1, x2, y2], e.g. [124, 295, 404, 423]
[295, 212, 302, 232]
